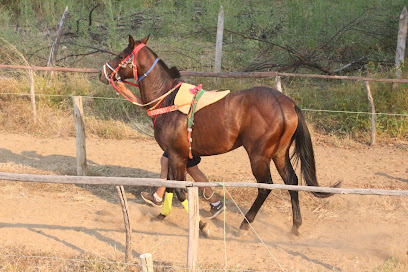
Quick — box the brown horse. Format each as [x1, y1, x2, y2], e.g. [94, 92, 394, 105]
[99, 35, 340, 236]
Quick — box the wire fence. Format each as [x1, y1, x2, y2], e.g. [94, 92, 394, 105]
[1, 63, 408, 146]
[1, 92, 407, 118]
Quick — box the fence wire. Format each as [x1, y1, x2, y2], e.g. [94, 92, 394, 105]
[1, 92, 407, 117]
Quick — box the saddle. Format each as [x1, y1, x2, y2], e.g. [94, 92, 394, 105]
[174, 83, 230, 114]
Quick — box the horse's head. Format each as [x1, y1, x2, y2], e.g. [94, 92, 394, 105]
[99, 35, 150, 84]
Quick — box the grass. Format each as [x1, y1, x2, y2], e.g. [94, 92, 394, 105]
[1, 249, 405, 272]
[373, 257, 408, 272]
[0, 248, 142, 272]
[285, 78, 408, 142]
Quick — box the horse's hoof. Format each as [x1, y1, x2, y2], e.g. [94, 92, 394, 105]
[239, 221, 250, 231]
[237, 222, 251, 236]
[199, 221, 210, 238]
[290, 227, 300, 236]
[152, 214, 166, 222]
[237, 228, 250, 236]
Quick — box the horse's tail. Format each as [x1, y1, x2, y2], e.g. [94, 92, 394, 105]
[292, 105, 341, 198]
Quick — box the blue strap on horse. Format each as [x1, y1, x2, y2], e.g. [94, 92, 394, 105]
[137, 58, 160, 83]
[187, 87, 206, 158]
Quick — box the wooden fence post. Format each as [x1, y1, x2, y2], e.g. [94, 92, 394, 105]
[215, 5, 224, 73]
[72, 96, 87, 175]
[395, 6, 408, 80]
[117, 185, 132, 263]
[28, 69, 37, 123]
[48, 6, 69, 69]
[364, 81, 376, 146]
[140, 253, 154, 272]
[275, 75, 282, 92]
[187, 186, 199, 272]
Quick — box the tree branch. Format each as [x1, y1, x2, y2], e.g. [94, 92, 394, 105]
[89, 4, 100, 26]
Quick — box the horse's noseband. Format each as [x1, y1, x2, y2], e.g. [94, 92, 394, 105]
[103, 62, 117, 81]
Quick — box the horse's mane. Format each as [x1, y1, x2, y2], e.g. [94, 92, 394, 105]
[144, 47, 181, 114]
[147, 47, 181, 79]
[158, 60, 181, 79]
[169, 66, 181, 79]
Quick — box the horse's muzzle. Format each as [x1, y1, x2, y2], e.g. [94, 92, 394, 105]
[98, 70, 109, 84]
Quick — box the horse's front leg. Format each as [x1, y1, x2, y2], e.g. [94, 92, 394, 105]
[153, 187, 174, 221]
[154, 154, 186, 221]
[155, 154, 210, 237]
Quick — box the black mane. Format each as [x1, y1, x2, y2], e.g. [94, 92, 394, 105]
[169, 66, 181, 79]
[149, 47, 181, 80]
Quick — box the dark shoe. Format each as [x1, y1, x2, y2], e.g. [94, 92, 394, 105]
[141, 192, 163, 207]
[208, 202, 225, 219]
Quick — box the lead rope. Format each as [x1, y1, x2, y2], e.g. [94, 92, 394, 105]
[202, 188, 214, 200]
[219, 183, 285, 272]
[111, 80, 181, 108]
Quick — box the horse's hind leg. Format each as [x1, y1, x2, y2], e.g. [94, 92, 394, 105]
[240, 155, 272, 232]
[273, 151, 302, 236]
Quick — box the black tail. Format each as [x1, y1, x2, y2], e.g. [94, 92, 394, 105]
[292, 105, 341, 198]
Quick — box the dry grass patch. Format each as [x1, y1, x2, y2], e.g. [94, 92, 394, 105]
[0, 246, 142, 272]
[0, 98, 147, 140]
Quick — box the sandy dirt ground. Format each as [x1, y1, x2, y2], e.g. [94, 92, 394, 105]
[0, 132, 407, 271]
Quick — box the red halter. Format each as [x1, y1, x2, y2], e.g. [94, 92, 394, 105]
[103, 43, 146, 103]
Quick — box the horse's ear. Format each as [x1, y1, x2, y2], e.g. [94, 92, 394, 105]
[128, 35, 135, 48]
[141, 34, 150, 44]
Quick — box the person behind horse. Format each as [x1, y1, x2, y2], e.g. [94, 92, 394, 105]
[141, 152, 224, 219]
[115, 81, 224, 219]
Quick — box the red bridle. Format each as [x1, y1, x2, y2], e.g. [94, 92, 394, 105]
[103, 43, 146, 103]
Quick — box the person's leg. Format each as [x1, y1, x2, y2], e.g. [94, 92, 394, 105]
[187, 165, 225, 219]
[187, 166, 219, 203]
[141, 154, 168, 207]
[155, 155, 168, 198]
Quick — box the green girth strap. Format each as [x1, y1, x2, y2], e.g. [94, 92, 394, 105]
[188, 88, 206, 128]
[187, 88, 206, 159]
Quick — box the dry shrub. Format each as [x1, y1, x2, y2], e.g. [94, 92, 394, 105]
[0, 246, 141, 272]
[0, 76, 24, 94]
[0, 98, 147, 140]
[0, 99, 73, 137]
[0, 37, 33, 93]
[85, 116, 147, 140]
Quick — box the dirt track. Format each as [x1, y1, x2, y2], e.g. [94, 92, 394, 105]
[0, 133, 407, 271]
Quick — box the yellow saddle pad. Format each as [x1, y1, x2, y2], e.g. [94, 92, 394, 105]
[174, 83, 230, 114]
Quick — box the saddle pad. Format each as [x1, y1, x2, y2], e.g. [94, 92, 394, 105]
[174, 83, 230, 114]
